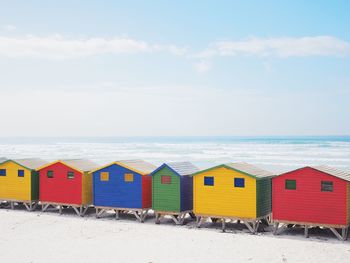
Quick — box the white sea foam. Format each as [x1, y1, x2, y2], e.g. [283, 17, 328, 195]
[0, 137, 349, 173]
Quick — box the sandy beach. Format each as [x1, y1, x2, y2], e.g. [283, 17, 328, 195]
[0, 208, 349, 263]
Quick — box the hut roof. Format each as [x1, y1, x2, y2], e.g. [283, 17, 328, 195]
[0, 158, 47, 170]
[13, 158, 48, 170]
[226, 162, 275, 178]
[91, 159, 156, 175]
[37, 159, 99, 172]
[311, 165, 350, 182]
[152, 162, 199, 176]
[62, 159, 100, 172]
[192, 162, 274, 178]
[115, 159, 156, 175]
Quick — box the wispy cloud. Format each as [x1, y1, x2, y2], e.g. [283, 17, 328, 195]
[193, 60, 211, 74]
[0, 34, 186, 59]
[197, 36, 350, 58]
[2, 24, 16, 32]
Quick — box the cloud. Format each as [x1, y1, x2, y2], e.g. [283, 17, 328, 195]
[198, 36, 350, 58]
[0, 34, 186, 59]
[193, 60, 211, 74]
[2, 24, 16, 32]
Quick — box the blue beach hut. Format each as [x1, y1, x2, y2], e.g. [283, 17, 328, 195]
[92, 159, 156, 222]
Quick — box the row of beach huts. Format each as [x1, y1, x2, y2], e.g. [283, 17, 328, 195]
[0, 157, 350, 241]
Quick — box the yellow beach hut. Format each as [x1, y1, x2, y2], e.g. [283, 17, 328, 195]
[192, 162, 274, 233]
[0, 158, 47, 211]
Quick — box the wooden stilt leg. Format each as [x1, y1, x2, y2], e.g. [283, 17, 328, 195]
[42, 204, 50, 212]
[59, 205, 63, 215]
[23, 203, 30, 211]
[115, 210, 119, 220]
[330, 228, 344, 241]
[222, 219, 226, 232]
[342, 228, 348, 241]
[304, 225, 309, 238]
[72, 206, 80, 216]
[155, 213, 161, 224]
[196, 216, 202, 228]
[10, 202, 14, 210]
[243, 221, 255, 233]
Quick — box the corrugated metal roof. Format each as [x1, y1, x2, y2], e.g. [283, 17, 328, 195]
[312, 165, 350, 182]
[116, 159, 156, 174]
[226, 162, 275, 178]
[167, 162, 199, 176]
[14, 158, 48, 170]
[62, 159, 99, 172]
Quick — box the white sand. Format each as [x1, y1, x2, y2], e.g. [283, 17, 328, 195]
[0, 208, 349, 263]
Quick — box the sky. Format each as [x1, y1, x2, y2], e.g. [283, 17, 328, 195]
[0, 1, 349, 136]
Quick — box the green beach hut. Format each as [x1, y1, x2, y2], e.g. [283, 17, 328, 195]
[151, 162, 199, 225]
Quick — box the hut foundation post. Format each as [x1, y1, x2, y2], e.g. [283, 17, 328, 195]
[155, 213, 161, 224]
[273, 223, 288, 235]
[96, 208, 106, 218]
[196, 216, 203, 228]
[79, 206, 88, 217]
[42, 203, 50, 212]
[243, 221, 256, 234]
[330, 228, 347, 241]
[23, 202, 30, 211]
[72, 206, 80, 216]
[304, 225, 309, 238]
[178, 213, 186, 225]
[222, 219, 226, 232]
[59, 205, 63, 215]
[342, 228, 348, 240]
[133, 211, 142, 222]
[115, 210, 120, 220]
[10, 202, 14, 210]
[140, 210, 148, 223]
[170, 215, 179, 225]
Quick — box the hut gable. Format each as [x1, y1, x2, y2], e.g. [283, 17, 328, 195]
[152, 165, 181, 212]
[0, 159, 44, 201]
[272, 166, 350, 226]
[152, 162, 198, 212]
[38, 159, 97, 205]
[152, 162, 199, 177]
[192, 163, 273, 219]
[92, 160, 155, 209]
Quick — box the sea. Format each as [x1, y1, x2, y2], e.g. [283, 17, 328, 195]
[0, 136, 349, 173]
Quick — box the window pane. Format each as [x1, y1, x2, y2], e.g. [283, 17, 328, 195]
[321, 181, 333, 192]
[204, 176, 214, 186]
[67, 171, 74, 179]
[18, 170, 25, 177]
[285, 179, 296, 190]
[100, 172, 109, 181]
[161, 175, 171, 184]
[0, 169, 6, 176]
[47, 170, 54, 178]
[234, 178, 245, 188]
[124, 173, 134, 182]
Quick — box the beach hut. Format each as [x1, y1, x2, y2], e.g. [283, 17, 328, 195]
[151, 162, 199, 225]
[192, 162, 274, 233]
[37, 159, 99, 216]
[0, 158, 47, 211]
[92, 159, 156, 222]
[272, 165, 350, 240]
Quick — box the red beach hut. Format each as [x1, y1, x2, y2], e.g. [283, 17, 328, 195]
[272, 165, 350, 240]
[37, 159, 99, 216]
